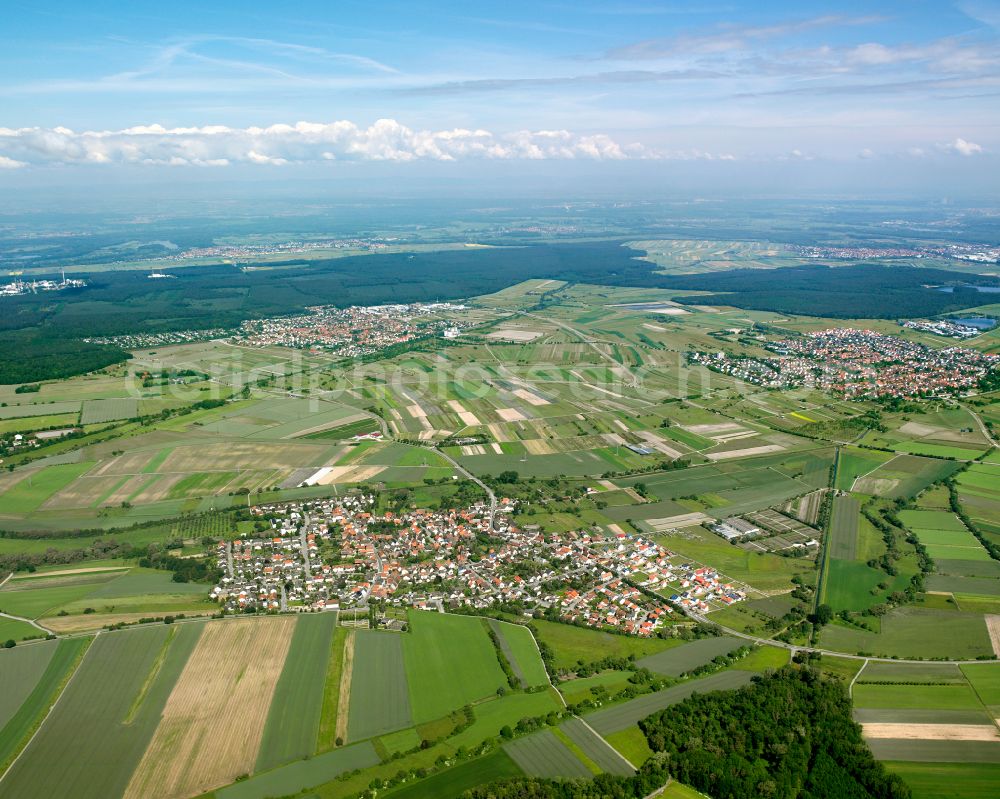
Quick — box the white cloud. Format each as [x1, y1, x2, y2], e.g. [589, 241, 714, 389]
[0, 118, 722, 167]
[943, 137, 985, 155]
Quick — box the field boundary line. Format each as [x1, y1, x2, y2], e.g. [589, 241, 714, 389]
[492, 616, 565, 708]
[0, 631, 97, 786]
[572, 714, 637, 772]
[849, 659, 867, 699]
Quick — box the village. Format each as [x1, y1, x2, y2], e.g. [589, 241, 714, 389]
[233, 302, 467, 356]
[210, 494, 749, 634]
[691, 327, 999, 398]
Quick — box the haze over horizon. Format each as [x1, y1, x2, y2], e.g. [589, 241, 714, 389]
[1, 0, 998, 197]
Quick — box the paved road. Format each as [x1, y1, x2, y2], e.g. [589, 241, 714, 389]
[688, 610, 995, 665]
[0, 572, 54, 635]
[432, 446, 498, 531]
[500, 307, 645, 392]
[962, 402, 999, 448]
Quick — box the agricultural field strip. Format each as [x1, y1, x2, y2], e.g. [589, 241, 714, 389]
[559, 717, 636, 775]
[503, 729, 593, 779]
[0, 624, 201, 799]
[347, 630, 412, 742]
[255, 613, 338, 772]
[124, 617, 295, 799]
[585, 670, 756, 736]
[634, 636, 745, 677]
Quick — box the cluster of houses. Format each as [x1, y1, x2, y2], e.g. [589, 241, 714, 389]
[234, 302, 468, 357]
[209, 493, 749, 634]
[693, 328, 998, 399]
[901, 318, 988, 339]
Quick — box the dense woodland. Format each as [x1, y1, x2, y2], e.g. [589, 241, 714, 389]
[665, 264, 1000, 319]
[2, 240, 995, 382]
[464, 668, 909, 799]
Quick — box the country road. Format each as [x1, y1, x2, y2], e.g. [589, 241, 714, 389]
[686, 609, 996, 666]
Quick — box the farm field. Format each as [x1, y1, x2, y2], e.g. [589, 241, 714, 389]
[256, 613, 338, 772]
[503, 729, 593, 779]
[854, 660, 1000, 776]
[382, 750, 523, 799]
[347, 630, 412, 741]
[0, 564, 214, 630]
[0, 624, 202, 799]
[490, 620, 550, 688]
[634, 636, 744, 677]
[852, 455, 961, 500]
[0, 637, 89, 770]
[584, 670, 755, 735]
[526, 617, 681, 672]
[124, 617, 295, 799]
[818, 607, 993, 659]
[403, 611, 507, 723]
[885, 761, 1000, 799]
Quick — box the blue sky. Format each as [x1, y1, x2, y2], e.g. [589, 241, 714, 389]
[1, 1, 997, 194]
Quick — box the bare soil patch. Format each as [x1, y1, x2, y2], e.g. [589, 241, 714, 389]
[863, 723, 1000, 741]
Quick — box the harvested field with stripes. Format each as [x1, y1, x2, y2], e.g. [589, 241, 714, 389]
[124, 617, 295, 799]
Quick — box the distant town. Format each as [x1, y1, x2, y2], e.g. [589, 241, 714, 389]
[691, 327, 999, 398]
[234, 302, 468, 356]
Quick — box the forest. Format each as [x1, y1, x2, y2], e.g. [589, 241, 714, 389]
[463, 668, 909, 799]
[663, 264, 1000, 319]
[2, 240, 993, 382]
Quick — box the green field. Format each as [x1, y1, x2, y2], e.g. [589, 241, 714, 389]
[403, 612, 506, 724]
[383, 749, 523, 799]
[886, 761, 1000, 797]
[0, 462, 96, 515]
[818, 607, 993, 659]
[0, 642, 59, 729]
[0, 638, 89, 770]
[217, 741, 381, 799]
[0, 624, 202, 799]
[559, 670, 637, 705]
[256, 613, 338, 771]
[491, 621, 549, 688]
[635, 636, 744, 677]
[527, 618, 680, 672]
[961, 663, 1000, 706]
[605, 725, 655, 766]
[585, 670, 755, 735]
[348, 630, 413, 741]
[853, 683, 984, 711]
[0, 616, 41, 643]
[503, 729, 592, 779]
[837, 448, 893, 491]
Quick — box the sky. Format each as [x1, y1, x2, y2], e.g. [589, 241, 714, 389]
[1, 0, 998, 197]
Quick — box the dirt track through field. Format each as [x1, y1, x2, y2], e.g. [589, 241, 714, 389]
[863, 723, 1000, 741]
[986, 615, 1000, 657]
[335, 630, 356, 744]
[123, 617, 295, 799]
